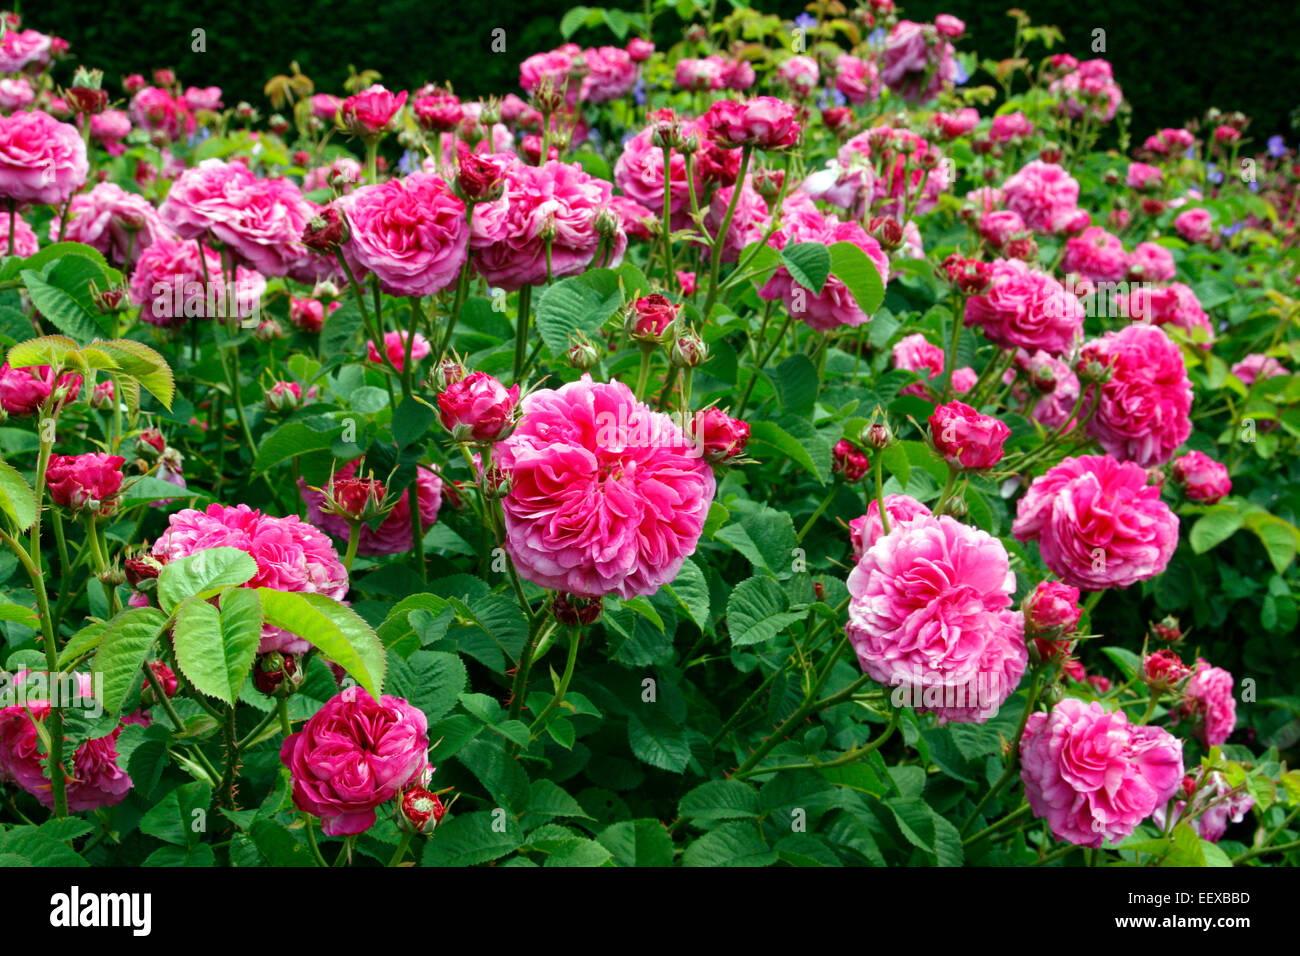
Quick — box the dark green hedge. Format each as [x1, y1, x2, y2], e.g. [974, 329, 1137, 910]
[34, 1, 1300, 140]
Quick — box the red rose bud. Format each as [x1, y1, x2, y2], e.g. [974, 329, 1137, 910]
[552, 592, 604, 626]
[412, 91, 462, 132]
[669, 329, 708, 368]
[695, 407, 750, 464]
[253, 652, 302, 697]
[266, 380, 303, 413]
[431, 357, 467, 391]
[1030, 637, 1075, 667]
[455, 146, 507, 202]
[1021, 580, 1082, 641]
[941, 253, 991, 293]
[1140, 197, 1166, 216]
[626, 293, 680, 342]
[302, 206, 348, 253]
[139, 660, 178, 708]
[1040, 145, 1063, 164]
[753, 167, 785, 200]
[1005, 236, 1038, 262]
[152, 68, 176, 87]
[567, 334, 601, 371]
[1150, 615, 1182, 643]
[832, 439, 870, 482]
[327, 474, 388, 521]
[928, 401, 1010, 470]
[821, 106, 853, 131]
[437, 371, 520, 443]
[89, 380, 115, 411]
[1143, 649, 1192, 691]
[868, 215, 904, 251]
[862, 421, 894, 450]
[399, 785, 448, 834]
[135, 427, 166, 459]
[123, 74, 147, 94]
[45, 453, 126, 516]
[650, 108, 683, 149]
[124, 554, 166, 587]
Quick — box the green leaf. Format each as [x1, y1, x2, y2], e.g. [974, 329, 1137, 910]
[598, 819, 676, 867]
[664, 557, 710, 631]
[535, 268, 624, 355]
[0, 459, 36, 531]
[253, 419, 345, 474]
[156, 547, 258, 613]
[20, 268, 106, 344]
[781, 242, 831, 294]
[257, 589, 386, 699]
[727, 576, 803, 646]
[138, 781, 212, 847]
[5, 334, 78, 370]
[172, 589, 262, 706]
[386, 650, 467, 724]
[1244, 513, 1299, 574]
[679, 779, 760, 820]
[422, 811, 523, 866]
[320, 300, 363, 356]
[627, 709, 690, 773]
[829, 240, 886, 315]
[559, 5, 591, 37]
[392, 396, 437, 449]
[96, 339, 175, 410]
[748, 420, 827, 483]
[681, 821, 778, 867]
[1189, 506, 1244, 553]
[91, 607, 166, 715]
[716, 505, 799, 578]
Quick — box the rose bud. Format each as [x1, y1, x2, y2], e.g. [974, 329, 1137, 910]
[1143, 649, 1192, 691]
[552, 592, 604, 626]
[832, 439, 870, 482]
[628, 37, 655, 62]
[941, 253, 992, 293]
[455, 146, 507, 202]
[669, 329, 708, 368]
[567, 335, 601, 371]
[868, 215, 904, 251]
[253, 652, 303, 697]
[1140, 198, 1166, 216]
[302, 206, 348, 253]
[123, 73, 147, 94]
[45, 453, 126, 517]
[1022, 580, 1083, 641]
[437, 371, 520, 443]
[412, 91, 462, 132]
[753, 167, 785, 200]
[89, 379, 115, 411]
[625, 293, 680, 343]
[153, 68, 176, 87]
[138, 660, 179, 710]
[862, 421, 894, 450]
[676, 270, 697, 297]
[124, 554, 166, 588]
[431, 357, 467, 391]
[266, 381, 303, 413]
[399, 785, 448, 834]
[695, 407, 750, 464]
[928, 401, 1010, 469]
[650, 108, 683, 149]
[1005, 236, 1038, 261]
[323, 473, 388, 522]
[1150, 615, 1183, 643]
[1169, 450, 1231, 504]
[340, 84, 408, 140]
[255, 319, 285, 341]
[822, 106, 853, 131]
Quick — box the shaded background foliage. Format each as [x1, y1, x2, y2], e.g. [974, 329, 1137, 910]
[35, 0, 1300, 140]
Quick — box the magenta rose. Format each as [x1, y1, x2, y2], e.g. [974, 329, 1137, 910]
[1020, 698, 1183, 847]
[0, 29, 52, 73]
[694, 407, 750, 463]
[0, 109, 88, 206]
[337, 172, 468, 296]
[367, 330, 431, 372]
[1013, 454, 1179, 590]
[1170, 450, 1231, 504]
[1125, 241, 1176, 281]
[129, 86, 191, 142]
[1001, 160, 1080, 233]
[703, 178, 769, 262]
[881, 20, 958, 102]
[964, 258, 1085, 356]
[847, 494, 931, 560]
[437, 371, 520, 442]
[1078, 323, 1192, 467]
[0, 209, 38, 256]
[847, 514, 1026, 724]
[989, 111, 1034, 142]
[1061, 226, 1127, 283]
[50, 182, 166, 265]
[0, 362, 80, 416]
[1179, 660, 1238, 747]
[497, 376, 715, 598]
[929, 401, 1011, 469]
[301, 460, 442, 557]
[701, 97, 801, 151]
[45, 452, 126, 515]
[340, 84, 407, 137]
[581, 46, 637, 103]
[281, 686, 430, 836]
[614, 126, 694, 230]
[128, 235, 267, 328]
[834, 54, 880, 105]
[1174, 208, 1213, 243]
[160, 159, 314, 277]
[1021, 580, 1082, 640]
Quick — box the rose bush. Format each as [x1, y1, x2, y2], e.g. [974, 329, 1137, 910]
[0, 2, 1297, 871]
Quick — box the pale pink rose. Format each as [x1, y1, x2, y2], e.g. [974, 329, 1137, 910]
[704, 178, 768, 262]
[281, 686, 429, 836]
[496, 376, 715, 599]
[1126, 161, 1163, 191]
[182, 86, 223, 111]
[151, 503, 348, 655]
[847, 494, 931, 560]
[964, 258, 1085, 356]
[367, 330, 431, 372]
[1125, 241, 1176, 281]
[1180, 661, 1237, 746]
[337, 172, 468, 296]
[989, 111, 1034, 142]
[49, 182, 166, 265]
[1231, 353, 1287, 385]
[775, 55, 820, 94]
[129, 86, 193, 142]
[1061, 226, 1127, 283]
[760, 215, 890, 331]
[1002, 160, 1080, 233]
[0, 671, 132, 811]
[1020, 698, 1183, 847]
[90, 109, 132, 152]
[1170, 450, 1231, 504]
[1006, 349, 1080, 429]
[614, 126, 693, 228]
[581, 46, 637, 103]
[834, 54, 880, 105]
[1078, 323, 1192, 466]
[881, 20, 958, 102]
[1125, 282, 1213, 345]
[892, 332, 945, 378]
[1013, 454, 1179, 590]
[933, 107, 980, 139]
[160, 158, 314, 277]
[0, 109, 87, 206]
[1049, 58, 1124, 122]
[929, 401, 1010, 469]
[674, 57, 726, 91]
[0, 77, 34, 112]
[301, 460, 442, 556]
[979, 210, 1026, 248]
[310, 94, 342, 121]
[470, 159, 625, 291]
[0, 209, 38, 255]
[847, 515, 1026, 724]
[0, 29, 52, 73]
[1174, 208, 1213, 243]
[128, 235, 266, 328]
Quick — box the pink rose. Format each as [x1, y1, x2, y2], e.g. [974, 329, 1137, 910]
[834, 54, 880, 105]
[704, 178, 769, 262]
[1002, 161, 1080, 233]
[1078, 323, 1192, 467]
[0, 109, 87, 206]
[160, 159, 314, 277]
[775, 55, 820, 94]
[1125, 282, 1212, 345]
[0, 208, 38, 255]
[1049, 58, 1124, 122]
[615, 126, 694, 230]
[340, 84, 407, 137]
[674, 57, 726, 91]
[0, 363, 80, 416]
[1180, 661, 1237, 746]
[496, 376, 715, 598]
[935, 14, 966, 38]
[1155, 771, 1253, 843]
[183, 86, 223, 111]
[470, 159, 625, 291]
[978, 210, 1026, 248]
[0, 29, 52, 73]
[301, 460, 442, 557]
[0, 77, 34, 112]
[45, 452, 126, 515]
[694, 407, 750, 463]
[1174, 208, 1213, 243]
[581, 46, 637, 103]
[0, 671, 132, 811]
[847, 515, 1026, 724]
[1125, 241, 1176, 281]
[1013, 454, 1179, 590]
[437, 371, 520, 442]
[311, 94, 342, 121]
[281, 686, 429, 836]
[934, 107, 980, 139]
[1020, 698, 1183, 847]
[1021, 580, 1082, 640]
[1231, 353, 1287, 385]
[49, 182, 166, 265]
[929, 401, 1011, 469]
[989, 111, 1034, 142]
[128, 235, 266, 328]
[881, 20, 958, 102]
[701, 97, 801, 151]
[337, 172, 468, 296]
[519, 44, 581, 94]
[1126, 161, 1163, 191]
[151, 504, 349, 654]
[1170, 450, 1231, 503]
[129, 87, 191, 142]
[90, 109, 132, 151]
[1061, 226, 1127, 283]
[1006, 348, 1080, 430]
[964, 258, 1085, 356]
[847, 494, 931, 560]
[627, 38, 655, 63]
[367, 330, 431, 372]
[892, 332, 945, 380]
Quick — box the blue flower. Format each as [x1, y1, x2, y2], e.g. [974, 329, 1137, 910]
[953, 60, 969, 86]
[1220, 221, 1243, 237]
[1184, 146, 1196, 160]
[398, 149, 417, 176]
[795, 12, 817, 30]
[868, 27, 885, 46]
[1206, 164, 1224, 185]
[1268, 135, 1287, 158]
[634, 75, 646, 107]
